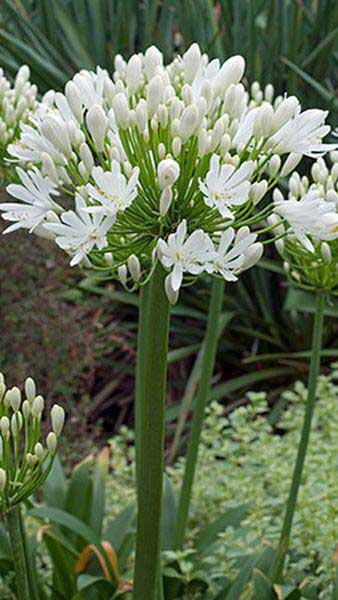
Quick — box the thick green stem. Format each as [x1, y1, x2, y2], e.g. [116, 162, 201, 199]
[6, 505, 31, 600]
[133, 264, 170, 600]
[174, 278, 224, 549]
[271, 292, 325, 582]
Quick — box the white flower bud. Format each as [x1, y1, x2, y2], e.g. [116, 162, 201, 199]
[283, 261, 290, 274]
[321, 242, 332, 263]
[268, 155, 281, 177]
[158, 143, 166, 159]
[157, 159, 180, 190]
[198, 128, 209, 157]
[41, 116, 72, 158]
[216, 55, 245, 94]
[144, 46, 163, 80]
[0, 416, 10, 434]
[86, 104, 108, 152]
[147, 75, 163, 118]
[267, 214, 285, 235]
[31, 395, 44, 418]
[251, 180, 268, 204]
[46, 431, 57, 453]
[11, 412, 23, 436]
[275, 239, 285, 254]
[0, 468, 6, 492]
[220, 133, 231, 156]
[41, 152, 59, 184]
[327, 189, 338, 205]
[9, 387, 21, 412]
[51, 404, 65, 436]
[34, 442, 44, 460]
[112, 93, 130, 129]
[65, 81, 83, 123]
[273, 188, 284, 204]
[272, 96, 299, 131]
[126, 54, 142, 94]
[22, 400, 30, 419]
[79, 143, 94, 174]
[281, 153, 302, 177]
[235, 226, 251, 242]
[179, 104, 199, 142]
[160, 186, 173, 217]
[157, 104, 168, 129]
[128, 254, 141, 282]
[241, 243, 264, 271]
[104, 252, 113, 266]
[135, 99, 148, 132]
[118, 264, 128, 286]
[264, 83, 274, 103]
[172, 137, 182, 157]
[165, 274, 179, 305]
[26, 453, 38, 468]
[183, 43, 201, 83]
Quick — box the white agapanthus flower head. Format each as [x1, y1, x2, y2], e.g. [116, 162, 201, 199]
[1, 45, 337, 301]
[272, 152, 338, 293]
[0, 66, 38, 182]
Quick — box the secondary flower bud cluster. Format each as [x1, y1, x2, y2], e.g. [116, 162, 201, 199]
[0, 66, 38, 182]
[0, 45, 336, 301]
[0, 373, 65, 512]
[271, 152, 338, 292]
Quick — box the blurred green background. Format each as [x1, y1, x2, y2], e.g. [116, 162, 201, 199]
[0, 0, 338, 456]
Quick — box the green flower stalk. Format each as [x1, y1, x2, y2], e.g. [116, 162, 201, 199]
[270, 153, 338, 581]
[0, 46, 336, 600]
[0, 373, 65, 600]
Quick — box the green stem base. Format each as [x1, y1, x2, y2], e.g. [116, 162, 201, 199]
[271, 292, 325, 582]
[6, 505, 30, 600]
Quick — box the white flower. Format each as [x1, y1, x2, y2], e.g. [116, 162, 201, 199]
[211, 228, 258, 281]
[199, 155, 254, 219]
[274, 189, 338, 252]
[157, 220, 213, 292]
[0, 167, 61, 234]
[45, 195, 114, 266]
[268, 108, 337, 158]
[86, 162, 139, 217]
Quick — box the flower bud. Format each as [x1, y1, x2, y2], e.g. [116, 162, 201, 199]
[31, 395, 44, 418]
[272, 96, 299, 131]
[144, 46, 163, 80]
[80, 143, 94, 174]
[86, 105, 108, 152]
[165, 274, 179, 305]
[0, 416, 10, 434]
[51, 404, 65, 436]
[160, 186, 173, 217]
[34, 442, 44, 460]
[241, 243, 264, 271]
[275, 238, 284, 254]
[46, 431, 57, 453]
[321, 242, 332, 263]
[158, 142, 166, 160]
[127, 254, 141, 282]
[235, 226, 251, 242]
[26, 453, 38, 468]
[25, 377, 36, 402]
[268, 155, 281, 177]
[135, 99, 148, 132]
[179, 104, 199, 142]
[172, 137, 182, 157]
[22, 400, 31, 419]
[183, 43, 201, 83]
[264, 83, 274, 103]
[118, 264, 128, 286]
[251, 180, 268, 204]
[104, 252, 113, 266]
[112, 93, 130, 129]
[41, 116, 72, 158]
[281, 153, 302, 177]
[11, 412, 23, 436]
[9, 387, 21, 412]
[267, 214, 285, 236]
[41, 152, 59, 184]
[147, 75, 163, 118]
[273, 188, 284, 204]
[157, 159, 180, 190]
[126, 54, 142, 94]
[157, 104, 168, 129]
[65, 81, 83, 123]
[0, 469, 6, 492]
[216, 55, 245, 94]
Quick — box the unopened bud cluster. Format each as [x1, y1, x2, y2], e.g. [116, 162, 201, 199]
[0, 373, 65, 512]
[0, 46, 336, 302]
[0, 66, 37, 181]
[272, 152, 338, 292]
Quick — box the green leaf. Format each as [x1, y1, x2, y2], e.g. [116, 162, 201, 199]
[28, 506, 102, 548]
[210, 368, 294, 400]
[76, 573, 115, 595]
[64, 457, 93, 528]
[43, 454, 67, 509]
[284, 288, 338, 317]
[253, 568, 277, 599]
[104, 503, 136, 565]
[161, 475, 177, 551]
[195, 504, 250, 553]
